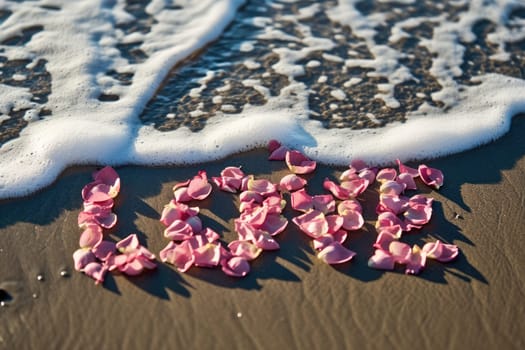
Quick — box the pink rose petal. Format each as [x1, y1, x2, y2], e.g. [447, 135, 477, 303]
[389, 241, 412, 264]
[246, 177, 277, 196]
[317, 242, 356, 265]
[83, 262, 108, 285]
[187, 171, 212, 200]
[404, 203, 432, 226]
[79, 224, 103, 248]
[422, 240, 459, 262]
[285, 150, 317, 174]
[339, 208, 364, 231]
[292, 210, 329, 238]
[92, 240, 116, 261]
[376, 168, 397, 183]
[376, 194, 408, 215]
[405, 245, 426, 275]
[260, 213, 288, 236]
[93, 166, 120, 197]
[159, 241, 195, 272]
[368, 250, 395, 270]
[418, 164, 444, 189]
[396, 159, 419, 178]
[73, 248, 97, 271]
[164, 219, 194, 241]
[228, 240, 262, 261]
[193, 243, 221, 267]
[279, 174, 307, 191]
[397, 173, 417, 191]
[373, 231, 397, 251]
[221, 256, 250, 277]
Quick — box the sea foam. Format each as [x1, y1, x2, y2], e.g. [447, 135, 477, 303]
[1, 0, 525, 198]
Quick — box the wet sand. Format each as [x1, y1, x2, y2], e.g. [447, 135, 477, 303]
[1, 115, 524, 349]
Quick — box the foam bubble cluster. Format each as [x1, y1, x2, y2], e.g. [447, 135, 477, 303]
[1, 0, 525, 198]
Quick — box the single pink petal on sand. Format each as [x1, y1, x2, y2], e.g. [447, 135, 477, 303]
[193, 243, 221, 267]
[159, 241, 195, 272]
[338, 199, 362, 214]
[83, 262, 108, 285]
[339, 209, 364, 231]
[285, 150, 317, 174]
[373, 231, 397, 251]
[409, 194, 433, 207]
[174, 187, 193, 203]
[292, 210, 329, 238]
[222, 256, 250, 277]
[396, 159, 419, 178]
[82, 182, 113, 203]
[340, 178, 369, 198]
[228, 240, 263, 261]
[313, 230, 347, 250]
[405, 245, 426, 275]
[404, 203, 432, 226]
[397, 173, 417, 191]
[93, 166, 120, 197]
[246, 177, 277, 196]
[291, 188, 313, 212]
[164, 219, 194, 241]
[379, 180, 405, 196]
[422, 240, 459, 262]
[79, 224, 103, 248]
[92, 240, 116, 261]
[73, 248, 97, 271]
[116, 233, 139, 252]
[376, 194, 408, 215]
[368, 249, 395, 270]
[376, 168, 397, 183]
[187, 171, 212, 200]
[280, 174, 307, 191]
[323, 178, 352, 200]
[269, 145, 290, 161]
[317, 242, 356, 265]
[389, 241, 412, 264]
[253, 231, 280, 250]
[312, 194, 336, 214]
[376, 212, 406, 232]
[260, 213, 288, 236]
[418, 164, 444, 189]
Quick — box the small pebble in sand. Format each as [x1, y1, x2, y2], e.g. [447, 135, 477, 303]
[60, 270, 69, 278]
[32, 293, 38, 299]
[1, 301, 6, 307]
[37, 274, 44, 281]
[236, 312, 242, 318]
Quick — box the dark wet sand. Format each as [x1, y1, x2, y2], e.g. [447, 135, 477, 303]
[1, 115, 524, 349]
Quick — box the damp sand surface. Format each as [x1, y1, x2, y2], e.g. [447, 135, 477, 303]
[1, 115, 524, 349]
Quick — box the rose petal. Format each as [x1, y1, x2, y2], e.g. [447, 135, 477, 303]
[317, 242, 356, 264]
[221, 256, 250, 277]
[404, 203, 432, 226]
[418, 164, 444, 189]
[397, 173, 417, 191]
[93, 166, 120, 197]
[246, 177, 277, 196]
[422, 240, 459, 262]
[193, 243, 221, 267]
[92, 240, 116, 261]
[279, 174, 307, 191]
[290, 188, 313, 212]
[405, 245, 426, 275]
[396, 159, 419, 178]
[285, 150, 317, 174]
[73, 248, 97, 271]
[159, 241, 195, 272]
[368, 250, 395, 270]
[79, 224, 103, 248]
[292, 210, 328, 238]
[116, 233, 140, 253]
[173, 187, 192, 202]
[260, 213, 288, 236]
[164, 219, 195, 241]
[389, 241, 412, 264]
[187, 171, 212, 200]
[228, 240, 262, 261]
[376, 168, 397, 183]
[373, 231, 397, 251]
[376, 194, 408, 215]
[83, 262, 108, 285]
[339, 209, 364, 231]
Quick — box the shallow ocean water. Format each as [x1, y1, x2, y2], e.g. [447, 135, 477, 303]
[1, 0, 525, 198]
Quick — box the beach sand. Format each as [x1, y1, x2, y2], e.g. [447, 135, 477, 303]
[1, 115, 524, 349]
